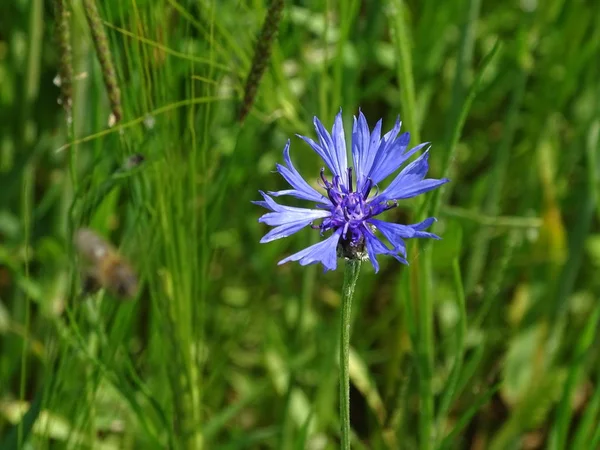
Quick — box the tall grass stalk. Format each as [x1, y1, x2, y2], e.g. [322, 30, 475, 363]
[17, 0, 43, 445]
[239, 0, 284, 123]
[54, 0, 73, 122]
[387, 3, 433, 448]
[83, 0, 122, 124]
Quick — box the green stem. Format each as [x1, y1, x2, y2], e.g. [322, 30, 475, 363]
[339, 259, 362, 450]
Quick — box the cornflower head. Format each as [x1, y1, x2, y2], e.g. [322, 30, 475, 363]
[254, 109, 450, 272]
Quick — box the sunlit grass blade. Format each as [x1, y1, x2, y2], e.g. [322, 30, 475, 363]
[548, 304, 600, 450]
[549, 119, 599, 321]
[435, 258, 467, 439]
[437, 384, 499, 450]
[386, 0, 419, 141]
[571, 369, 600, 449]
[428, 39, 501, 220]
[463, 40, 527, 293]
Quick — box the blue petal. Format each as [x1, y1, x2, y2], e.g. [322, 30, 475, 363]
[255, 191, 330, 226]
[369, 141, 429, 186]
[380, 178, 449, 202]
[297, 134, 338, 179]
[352, 110, 383, 192]
[260, 220, 314, 243]
[312, 111, 348, 183]
[361, 116, 402, 184]
[350, 113, 436, 193]
[371, 151, 449, 203]
[268, 140, 330, 204]
[362, 225, 407, 273]
[367, 219, 407, 255]
[410, 217, 442, 239]
[330, 109, 349, 185]
[369, 217, 440, 253]
[278, 228, 342, 272]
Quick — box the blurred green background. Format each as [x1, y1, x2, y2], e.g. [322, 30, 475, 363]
[1, 0, 599, 449]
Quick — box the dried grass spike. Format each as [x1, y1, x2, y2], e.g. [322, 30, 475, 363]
[239, 0, 285, 123]
[83, 0, 122, 124]
[54, 0, 73, 121]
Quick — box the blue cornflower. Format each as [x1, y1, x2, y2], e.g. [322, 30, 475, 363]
[254, 110, 450, 272]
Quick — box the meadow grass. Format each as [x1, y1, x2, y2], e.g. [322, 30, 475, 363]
[1, 0, 599, 449]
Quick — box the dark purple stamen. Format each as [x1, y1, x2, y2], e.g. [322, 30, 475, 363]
[319, 168, 331, 189]
[362, 178, 374, 198]
[347, 168, 353, 193]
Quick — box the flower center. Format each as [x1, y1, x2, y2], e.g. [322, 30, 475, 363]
[315, 168, 397, 248]
[333, 191, 367, 224]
